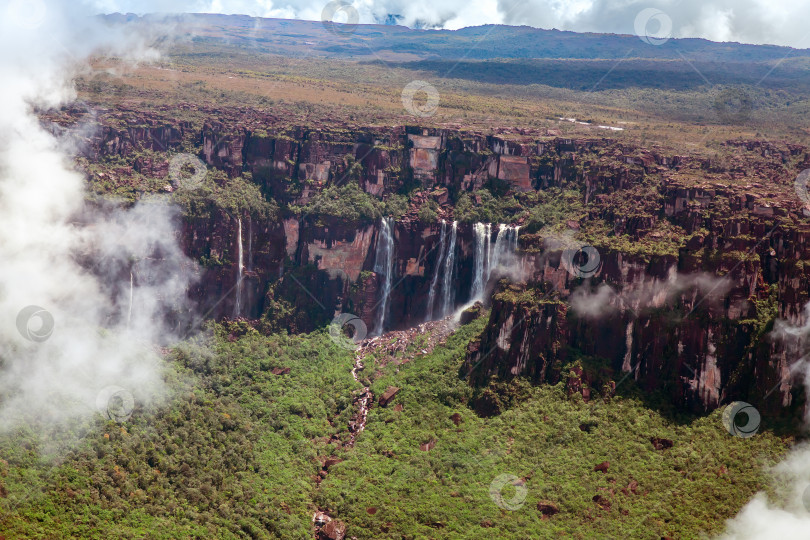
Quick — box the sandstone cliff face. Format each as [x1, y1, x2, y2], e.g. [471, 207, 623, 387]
[464, 235, 809, 416]
[71, 106, 810, 418]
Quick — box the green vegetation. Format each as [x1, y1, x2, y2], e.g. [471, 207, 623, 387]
[174, 169, 278, 220]
[293, 182, 383, 224]
[417, 198, 439, 223]
[1, 318, 788, 539]
[382, 193, 408, 219]
[0, 325, 356, 539]
[521, 188, 585, 232]
[455, 189, 523, 224]
[320, 318, 790, 539]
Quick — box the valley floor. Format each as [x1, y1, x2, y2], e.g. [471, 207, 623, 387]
[0, 315, 792, 539]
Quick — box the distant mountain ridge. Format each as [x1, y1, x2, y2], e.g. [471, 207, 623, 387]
[103, 13, 810, 63]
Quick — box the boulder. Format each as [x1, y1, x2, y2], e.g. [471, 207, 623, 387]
[650, 437, 674, 451]
[319, 519, 346, 540]
[537, 500, 559, 518]
[378, 386, 400, 407]
[460, 302, 483, 325]
[322, 457, 343, 469]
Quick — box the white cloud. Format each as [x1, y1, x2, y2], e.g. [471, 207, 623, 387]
[0, 0, 195, 430]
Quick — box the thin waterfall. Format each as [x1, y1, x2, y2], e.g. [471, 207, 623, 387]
[234, 217, 244, 317]
[491, 224, 510, 270]
[441, 221, 458, 317]
[470, 223, 520, 302]
[373, 217, 395, 335]
[484, 223, 493, 283]
[491, 224, 520, 270]
[426, 220, 447, 321]
[471, 222, 489, 301]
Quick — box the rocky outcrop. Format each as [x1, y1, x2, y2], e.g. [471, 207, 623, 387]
[62, 104, 810, 419]
[378, 386, 400, 407]
[463, 227, 810, 417]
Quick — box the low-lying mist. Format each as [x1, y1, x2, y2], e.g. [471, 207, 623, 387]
[0, 1, 193, 432]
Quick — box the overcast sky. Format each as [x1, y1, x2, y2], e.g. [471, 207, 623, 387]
[88, 0, 810, 48]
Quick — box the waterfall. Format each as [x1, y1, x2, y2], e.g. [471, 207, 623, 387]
[426, 220, 447, 321]
[373, 217, 395, 335]
[234, 217, 244, 317]
[471, 222, 490, 301]
[470, 223, 520, 302]
[491, 224, 510, 270]
[484, 223, 493, 282]
[441, 221, 458, 317]
[491, 224, 520, 271]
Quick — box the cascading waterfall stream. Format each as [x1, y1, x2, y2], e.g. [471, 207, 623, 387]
[426, 220, 447, 321]
[373, 217, 395, 335]
[490, 224, 509, 270]
[470, 222, 520, 302]
[441, 221, 458, 317]
[471, 222, 490, 301]
[234, 217, 244, 317]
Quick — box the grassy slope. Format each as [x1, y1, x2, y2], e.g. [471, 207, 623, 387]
[0, 319, 792, 539]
